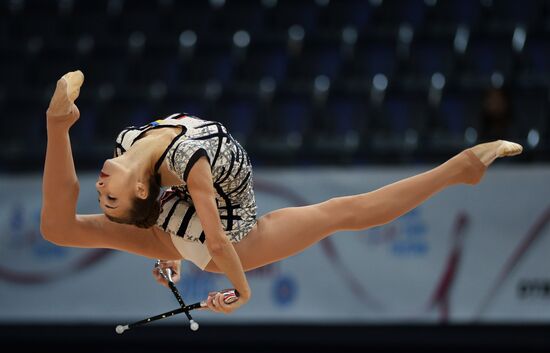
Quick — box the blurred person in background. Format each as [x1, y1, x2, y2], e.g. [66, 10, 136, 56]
[479, 86, 513, 142]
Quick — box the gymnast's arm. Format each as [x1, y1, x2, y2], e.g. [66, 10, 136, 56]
[187, 158, 251, 307]
[40, 72, 176, 259]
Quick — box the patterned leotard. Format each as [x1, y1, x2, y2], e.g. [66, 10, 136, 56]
[114, 113, 257, 269]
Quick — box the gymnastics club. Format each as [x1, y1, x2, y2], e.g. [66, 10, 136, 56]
[115, 261, 239, 334]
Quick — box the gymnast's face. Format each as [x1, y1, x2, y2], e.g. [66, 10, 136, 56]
[96, 158, 147, 218]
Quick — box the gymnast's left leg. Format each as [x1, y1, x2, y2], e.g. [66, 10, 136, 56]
[227, 141, 522, 272]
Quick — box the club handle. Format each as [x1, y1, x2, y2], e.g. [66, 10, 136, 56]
[165, 268, 173, 282]
[222, 289, 240, 304]
[199, 289, 240, 308]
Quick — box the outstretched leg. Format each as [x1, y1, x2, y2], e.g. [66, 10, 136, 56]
[227, 141, 522, 272]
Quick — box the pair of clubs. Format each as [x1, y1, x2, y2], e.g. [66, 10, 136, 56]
[116, 260, 239, 334]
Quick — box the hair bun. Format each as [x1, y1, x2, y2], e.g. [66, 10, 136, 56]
[135, 200, 161, 229]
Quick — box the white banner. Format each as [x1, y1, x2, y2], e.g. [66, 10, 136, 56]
[0, 166, 549, 323]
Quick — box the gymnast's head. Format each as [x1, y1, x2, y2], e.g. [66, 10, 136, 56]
[96, 158, 161, 228]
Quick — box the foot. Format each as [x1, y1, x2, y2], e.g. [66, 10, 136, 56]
[62, 70, 84, 103]
[46, 70, 84, 128]
[469, 140, 523, 167]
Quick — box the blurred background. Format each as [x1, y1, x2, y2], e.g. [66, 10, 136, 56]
[0, 0, 549, 352]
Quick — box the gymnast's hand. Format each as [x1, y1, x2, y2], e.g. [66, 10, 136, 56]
[46, 70, 84, 128]
[152, 259, 182, 288]
[204, 289, 249, 314]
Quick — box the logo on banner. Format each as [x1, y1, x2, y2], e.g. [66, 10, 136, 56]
[272, 275, 298, 306]
[0, 202, 111, 284]
[365, 207, 429, 257]
[517, 279, 550, 300]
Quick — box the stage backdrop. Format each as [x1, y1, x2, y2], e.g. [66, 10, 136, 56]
[0, 165, 549, 324]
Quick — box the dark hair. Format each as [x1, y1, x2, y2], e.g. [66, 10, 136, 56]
[106, 173, 162, 228]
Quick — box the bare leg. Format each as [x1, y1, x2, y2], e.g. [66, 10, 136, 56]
[222, 141, 522, 273]
[41, 71, 181, 260]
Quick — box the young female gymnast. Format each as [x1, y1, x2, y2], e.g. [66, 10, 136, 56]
[41, 71, 523, 314]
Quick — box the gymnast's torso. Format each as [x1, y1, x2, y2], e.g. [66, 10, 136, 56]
[114, 113, 257, 269]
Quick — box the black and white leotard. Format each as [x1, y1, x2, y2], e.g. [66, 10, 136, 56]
[114, 113, 257, 269]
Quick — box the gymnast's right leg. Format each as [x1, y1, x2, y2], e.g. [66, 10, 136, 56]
[231, 140, 522, 272]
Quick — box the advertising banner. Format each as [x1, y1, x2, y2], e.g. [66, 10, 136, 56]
[1, 166, 549, 323]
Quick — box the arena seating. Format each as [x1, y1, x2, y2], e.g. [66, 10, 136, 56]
[1, 0, 548, 169]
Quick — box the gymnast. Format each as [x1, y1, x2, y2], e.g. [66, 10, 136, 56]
[41, 71, 523, 314]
